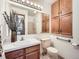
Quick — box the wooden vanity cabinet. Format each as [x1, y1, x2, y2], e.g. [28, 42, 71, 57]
[5, 49, 24, 59]
[25, 45, 40, 59]
[16, 56, 24, 59]
[26, 50, 40, 59]
[5, 44, 40, 59]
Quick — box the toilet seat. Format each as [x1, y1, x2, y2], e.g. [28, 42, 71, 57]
[47, 47, 58, 53]
[47, 47, 58, 59]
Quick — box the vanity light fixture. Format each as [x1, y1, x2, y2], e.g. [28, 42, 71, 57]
[10, 0, 43, 11]
[41, 6, 43, 9]
[26, 0, 30, 4]
[31, 2, 33, 5]
[34, 3, 37, 6]
[37, 5, 40, 8]
[34, 11, 37, 14]
[22, 0, 25, 2]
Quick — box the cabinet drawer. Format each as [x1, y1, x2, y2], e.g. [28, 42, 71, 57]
[25, 45, 40, 54]
[5, 49, 24, 59]
[16, 56, 24, 59]
[26, 50, 40, 59]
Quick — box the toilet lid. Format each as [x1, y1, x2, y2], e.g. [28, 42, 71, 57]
[47, 47, 58, 53]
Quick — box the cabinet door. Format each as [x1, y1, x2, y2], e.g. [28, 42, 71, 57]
[5, 56, 24, 59]
[51, 1, 60, 17]
[60, 13, 72, 35]
[60, 0, 72, 15]
[5, 49, 24, 59]
[26, 51, 40, 59]
[51, 17, 60, 34]
[16, 56, 24, 59]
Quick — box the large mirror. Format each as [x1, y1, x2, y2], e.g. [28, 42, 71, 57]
[3, 5, 49, 42]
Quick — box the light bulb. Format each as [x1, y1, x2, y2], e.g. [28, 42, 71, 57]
[31, 2, 33, 5]
[41, 6, 43, 9]
[34, 3, 37, 6]
[26, 0, 30, 4]
[22, 0, 25, 2]
[34, 11, 37, 14]
[37, 5, 40, 8]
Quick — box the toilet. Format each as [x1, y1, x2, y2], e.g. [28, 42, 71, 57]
[40, 38, 58, 59]
[40, 38, 54, 55]
[47, 47, 58, 59]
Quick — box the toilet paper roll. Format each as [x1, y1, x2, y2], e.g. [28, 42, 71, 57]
[72, 43, 79, 46]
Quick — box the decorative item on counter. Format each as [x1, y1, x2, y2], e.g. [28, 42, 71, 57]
[0, 26, 1, 42]
[0, 45, 2, 57]
[3, 10, 17, 42]
[0, 26, 2, 57]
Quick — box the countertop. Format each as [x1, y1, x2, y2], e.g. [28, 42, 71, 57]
[3, 38, 41, 52]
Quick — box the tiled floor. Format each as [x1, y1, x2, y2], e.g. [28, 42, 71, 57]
[40, 54, 50, 59]
[40, 54, 64, 59]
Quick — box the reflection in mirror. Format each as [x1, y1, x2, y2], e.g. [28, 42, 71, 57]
[42, 13, 49, 33]
[28, 10, 37, 34]
[15, 14, 25, 35]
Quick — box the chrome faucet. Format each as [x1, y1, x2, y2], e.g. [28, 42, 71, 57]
[20, 37, 24, 41]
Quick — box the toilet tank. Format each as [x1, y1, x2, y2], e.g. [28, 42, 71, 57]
[41, 38, 54, 48]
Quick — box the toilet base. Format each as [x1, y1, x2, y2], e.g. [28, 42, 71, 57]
[48, 54, 64, 59]
[48, 53, 58, 59]
[42, 48, 47, 56]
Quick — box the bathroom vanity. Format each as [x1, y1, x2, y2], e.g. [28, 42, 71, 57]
[3, 38, 41, 59]
[5, 44, 40, 59]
